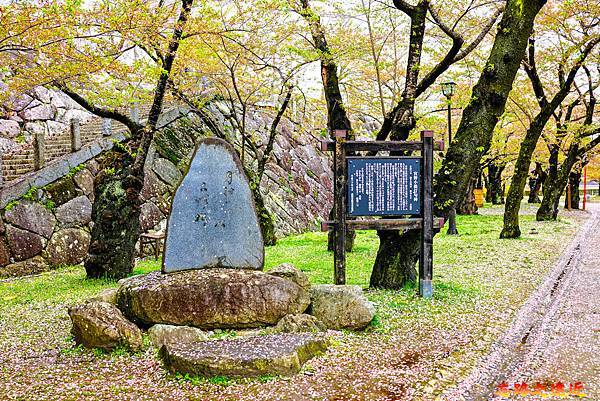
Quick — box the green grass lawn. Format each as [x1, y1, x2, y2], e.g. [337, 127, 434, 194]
[0, 210, 587, 400]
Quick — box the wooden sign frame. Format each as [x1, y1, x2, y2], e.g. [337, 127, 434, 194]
[320, 130, 444, 298]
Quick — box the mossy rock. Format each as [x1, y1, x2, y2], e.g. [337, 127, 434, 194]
[44, 176, 79, 206]
[160, 333, 328, 378]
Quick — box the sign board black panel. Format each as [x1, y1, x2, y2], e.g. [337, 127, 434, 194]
[347, 157, 421, 216]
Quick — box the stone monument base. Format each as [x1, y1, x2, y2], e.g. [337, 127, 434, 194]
[159, 333, 328, 378]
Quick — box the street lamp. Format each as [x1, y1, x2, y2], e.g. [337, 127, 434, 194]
[441, 81, 459, 235]
[441, 82, 456, 144]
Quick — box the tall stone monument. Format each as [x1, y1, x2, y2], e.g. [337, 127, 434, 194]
[162, 138, 264, 273]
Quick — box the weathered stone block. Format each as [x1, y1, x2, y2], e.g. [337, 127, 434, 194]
[139, 201, 164, 232]
[268, 314, 326, 334]
[73, 168, 94, 196]
[160, 333, 328, 378]
[148, 324, 209, 349]
[44, 176, 80, 206]
[6, 225, 45, 261]
[68, 301, 143, 352]
[309, 285, 375, 330]
[4, 200, 55, 238]
[268, 263, 310, 290]
[152, 158, 182, 187]
[116, 269, 310, 329]
[45, 228, 90, 266]
[0, 256, 48, 278]
[54, 196, 92, 227]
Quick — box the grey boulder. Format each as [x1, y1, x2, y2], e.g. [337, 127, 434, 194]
[116, 269, 310, 329]
[309, 285, 375, 330]
[268, 263, 310, 290]
[68, 301, 143, 352]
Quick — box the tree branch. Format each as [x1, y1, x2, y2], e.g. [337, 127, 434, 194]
[55, 82, 143, 133]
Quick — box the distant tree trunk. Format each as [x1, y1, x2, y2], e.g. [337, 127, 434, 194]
[527, 162, 544, 203]
[564, 168, 581, 210]
[371, 0, 546, 288]
[487, 162, 505, 204]
[500, 32, 596, 238]
[537, 144, 579, 220]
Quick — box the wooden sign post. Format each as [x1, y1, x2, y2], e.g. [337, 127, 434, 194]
[321, 130, 443, 298]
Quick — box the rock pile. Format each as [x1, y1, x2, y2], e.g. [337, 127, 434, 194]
[67, 138, 375, 379]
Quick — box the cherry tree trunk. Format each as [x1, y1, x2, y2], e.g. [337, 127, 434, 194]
[371, 0, 546, 288]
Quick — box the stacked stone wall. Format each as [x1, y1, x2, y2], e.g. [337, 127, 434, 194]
[0, 105, 332, 278]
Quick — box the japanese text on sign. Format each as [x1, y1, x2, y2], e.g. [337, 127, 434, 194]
[347, 158, 421, 216]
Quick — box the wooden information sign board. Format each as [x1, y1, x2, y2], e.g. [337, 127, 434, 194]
[320, 130, 444, 298]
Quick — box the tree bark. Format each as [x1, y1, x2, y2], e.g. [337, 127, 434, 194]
[300, 0, 355, 252]
[564, 168, 582, 210]
[79, 0, 194, 279]
[457, 174, 478, 215]
[527, 162, 544, 203]
[487, 162, 505, 204]
[536, 144, 579, 220]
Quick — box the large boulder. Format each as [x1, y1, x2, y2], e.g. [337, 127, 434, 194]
[54, 196, 92, 227]
[68, 301, 143, 352]
[6, 225, 45, 261]
[45, 229, 90, 266]
[268, 263, 310, 290]
[160, 333, 328, 378]
[4, 201, 56, 238]
[148, 324, 209, 349]
[116, 269, 310, 329]
[309, 285, 375, 330]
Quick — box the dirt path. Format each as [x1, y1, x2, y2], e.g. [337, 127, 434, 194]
[445, 204, 600, 401]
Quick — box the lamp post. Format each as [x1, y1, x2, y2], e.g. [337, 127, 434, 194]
[441, 82, 458, 235]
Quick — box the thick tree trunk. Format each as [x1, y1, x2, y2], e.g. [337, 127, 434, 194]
[370, 229, 420, 289]
[369, 1, 427, 288]
[370, 0, 545, 288]
[488, 162, 505, 204]
[83, 0, 193, 279]
[85, 151, 141, 279]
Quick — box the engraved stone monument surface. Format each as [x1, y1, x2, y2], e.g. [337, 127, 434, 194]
[163, 138, 264, 273]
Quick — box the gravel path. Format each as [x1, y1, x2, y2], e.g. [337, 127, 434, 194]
[447, 204, 600, 400]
